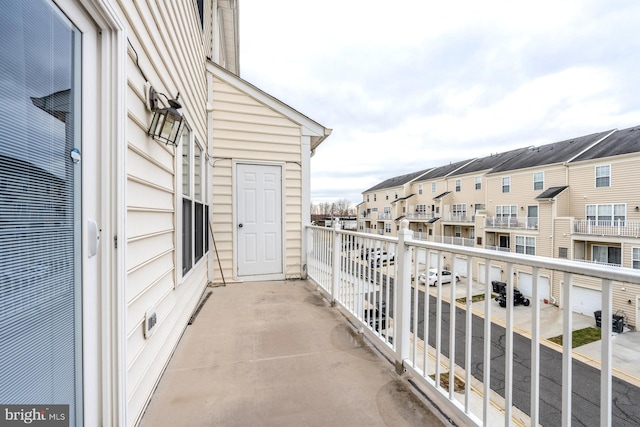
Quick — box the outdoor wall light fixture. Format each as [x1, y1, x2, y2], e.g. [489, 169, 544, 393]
[147, 88, 184, 146]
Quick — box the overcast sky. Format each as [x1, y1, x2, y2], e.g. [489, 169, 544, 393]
[239, 0, 640, 206]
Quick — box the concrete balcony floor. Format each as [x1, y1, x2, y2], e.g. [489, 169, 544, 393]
[139, 280, 447, 427]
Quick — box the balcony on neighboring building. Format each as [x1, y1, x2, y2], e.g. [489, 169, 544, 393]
[442, 213, 475, 223]
[377, 212, 393, 220]
[405, 211, 437, 221]
[485, 216, 538, 230]
[573, 219, 640, 237]
[485, 245, 511, 252]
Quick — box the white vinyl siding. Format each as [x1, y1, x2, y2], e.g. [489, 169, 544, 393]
[124, 0, 212, 423]
[210, 74, 305, 282]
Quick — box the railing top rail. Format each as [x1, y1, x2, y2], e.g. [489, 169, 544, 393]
[307, 224, 640, 284]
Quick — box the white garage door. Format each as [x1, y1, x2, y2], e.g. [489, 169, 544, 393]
[518, 272, 550, 300]
[453, 256, 468, 277]
[478, 264, 502, 284]
[572, 286, 602, 316]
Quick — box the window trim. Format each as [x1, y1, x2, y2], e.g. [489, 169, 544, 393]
[475, 176, 481, 190]
[179, 126, 209, 279]
[595, 164, 611, 188]
[431, 182, 437, 193]
[502, 176, 511, 193]
[455, 179, 461, 192]
[533, 171, 544, 191]
[515, 235, 536, 255]
[633, 247, 640, 269]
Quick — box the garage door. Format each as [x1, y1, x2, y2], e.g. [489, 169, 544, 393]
[518, 272, 550, 300]
[453, 256, 468, 277]
[478, 264, 502, 284]
[572, 286, 602, 316]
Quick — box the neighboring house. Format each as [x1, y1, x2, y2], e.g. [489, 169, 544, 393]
[0, 1, 329, 426]
[357, 126, 640, 326]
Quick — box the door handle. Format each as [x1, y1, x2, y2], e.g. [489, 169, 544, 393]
[238, 223, 243, 228]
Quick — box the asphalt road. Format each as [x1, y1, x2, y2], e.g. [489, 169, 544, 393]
[365, 274, 640, 427]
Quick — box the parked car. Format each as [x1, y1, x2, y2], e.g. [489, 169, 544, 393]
[419, 268, 460, 286]
[370, 251, 395, 267]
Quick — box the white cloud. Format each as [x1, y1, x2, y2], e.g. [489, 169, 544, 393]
[240, 0, 640, 206]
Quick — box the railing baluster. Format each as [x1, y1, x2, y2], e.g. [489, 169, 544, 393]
[530, 267, 540, 427]
[464, 256, 473, 414]
[449, 253, 457, 400]
[601, 278, 613, 427]
[562, 272, 573, 427]
[504, 263, 514, 425]
[483, 259, 492, 427]
[422, 248, 431, 380]
[435, 250, 443, 390]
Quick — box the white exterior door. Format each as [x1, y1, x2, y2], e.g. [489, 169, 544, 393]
[237, 163, 283, 278]
[517, 272, 550, 300]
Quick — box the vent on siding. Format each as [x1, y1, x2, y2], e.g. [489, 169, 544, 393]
[558, 247, 568, 259]
[144, 308, 158, 339]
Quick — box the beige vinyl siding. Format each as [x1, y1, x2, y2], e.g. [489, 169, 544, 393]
[568, 155, 640, 222]
[210, 75, 304, 281]
[120, 0, 211, 425]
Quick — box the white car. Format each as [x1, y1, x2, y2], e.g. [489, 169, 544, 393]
[419, 268, 460, 286]
[370, 251, 395, 267]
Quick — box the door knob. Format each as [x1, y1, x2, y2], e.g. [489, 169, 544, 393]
[239, 223, 243, 228]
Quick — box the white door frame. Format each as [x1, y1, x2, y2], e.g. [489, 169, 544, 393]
[55, 0, 127, 425]
[233, 160, 286, 281]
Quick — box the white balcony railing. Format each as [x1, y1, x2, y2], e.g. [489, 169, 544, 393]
[574, 219, 640, 237]
[377, 212, 392, 220]
[405, 212, 436, 221]
[485, 216, 538, 229]
[306, 221, 640, 427]
[442, 213, 475, 222]
[435, 235, 475, 247]
[485, 245, 511, 252]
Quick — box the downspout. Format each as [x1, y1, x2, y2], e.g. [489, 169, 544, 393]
[301, 135, 312, 279]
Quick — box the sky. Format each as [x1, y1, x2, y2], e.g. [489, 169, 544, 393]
[239, 0, 640, 207]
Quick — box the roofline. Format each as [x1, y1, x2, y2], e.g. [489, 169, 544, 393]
[206, 61, 332, 150]
[565, 128, 617, 164]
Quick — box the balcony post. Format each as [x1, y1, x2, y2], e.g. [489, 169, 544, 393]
[395, 219, 413, 374]
[331, 222, 341, 305]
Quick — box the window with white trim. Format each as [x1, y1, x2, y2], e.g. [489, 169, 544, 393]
[633, 248, 640, 269]
[496, 205, 517, 218]
[386, 191, 389, 200]
[416, 204, 426, 213]
[452, 203, 467, 218]
[394, 190, 398, 199]
[384, 206, 391, 214]
[592, 244, 621, 266]
[533, 172, 544, 190]
[181, 128, 208, 276]
[431, 182, 437, 193]
[502, 176, 511, 193]
[366, 194, 369, 202]
[374, 193, 376, 201]
[585, 204, 626, 225]
[418, 184, 423, 195]
[385, 223, 391, 233]
[455, 179, 461, 192]
[454, 226, 461, 237]
[595, 165, 610, 188]
[475, 176, 481, 190]
[515, 236, 536, 255]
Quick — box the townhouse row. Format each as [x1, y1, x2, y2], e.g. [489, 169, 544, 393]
[357, 126, 640, 327]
